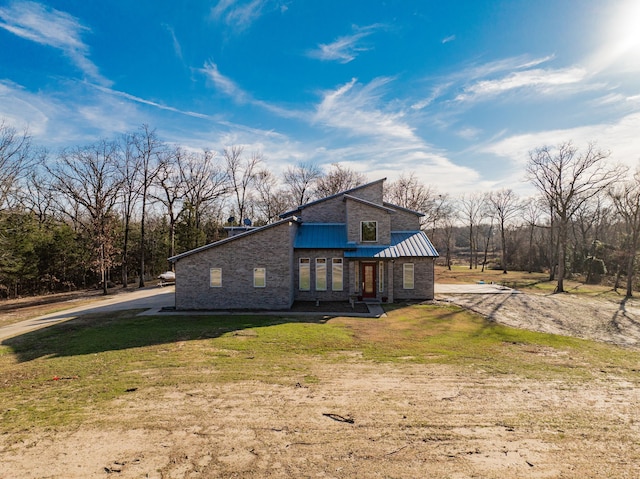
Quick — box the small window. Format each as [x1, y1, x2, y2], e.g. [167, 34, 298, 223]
[403, 263, 414, 289]
[210, 268, 222, 288]
[299, 258, 310, 291]
[316, 258, 327, 291]
[361, 221, 377, 242]
[254, 267, 266, 288]
[379, 261, 384, 292]
[332, 258, 343, 291]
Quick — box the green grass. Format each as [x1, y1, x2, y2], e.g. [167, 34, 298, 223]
[1, 304, 638, 432]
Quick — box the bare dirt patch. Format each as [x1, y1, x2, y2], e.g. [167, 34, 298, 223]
[2, 362, 639, 478]
[438, 290, 640, 349]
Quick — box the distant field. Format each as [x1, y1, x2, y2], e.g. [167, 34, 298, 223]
[1, 304, 639, 478]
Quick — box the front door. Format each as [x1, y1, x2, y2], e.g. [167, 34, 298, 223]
[362, 263, 376, 298]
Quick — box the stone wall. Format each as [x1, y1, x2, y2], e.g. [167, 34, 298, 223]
[389, 207, 422, 231]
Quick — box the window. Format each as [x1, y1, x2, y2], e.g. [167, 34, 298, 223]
[316, 258, 327, 291]
[361, 221, 377, 242]
[403, 263, 414, 289]
[299, 258, 310, 291]
[209, 268, 222, 288]
[332, 258, 343, 291]
[253, 267, 266, 288]
[378, 261, 384, 292]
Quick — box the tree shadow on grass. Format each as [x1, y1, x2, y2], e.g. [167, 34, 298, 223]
[1, 310, 331, 363]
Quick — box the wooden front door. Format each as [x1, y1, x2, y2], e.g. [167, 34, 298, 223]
[362, 263, 376, 298]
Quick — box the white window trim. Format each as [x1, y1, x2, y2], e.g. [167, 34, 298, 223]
[209, 267, 222, 288]
[332, 258, 343, 291]
[299, 258, 311, 291]
[361, 221, 378, 242]
[403, 263, 415, 289]
[254, 267, 266, 288]
[316, 258, 327, 291]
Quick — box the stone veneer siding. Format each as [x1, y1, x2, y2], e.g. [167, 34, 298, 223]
[174, 221, 297, 310]
[392, 257, 435, 300]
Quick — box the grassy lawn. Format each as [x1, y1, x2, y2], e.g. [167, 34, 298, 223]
[436, 264, 621, 296]
[1, 303, 637, 433]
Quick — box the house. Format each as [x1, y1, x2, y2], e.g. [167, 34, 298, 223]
[169, 178, 438, 310]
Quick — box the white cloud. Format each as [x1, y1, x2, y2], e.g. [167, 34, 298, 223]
[162, 23, 183, 61]
[455, 67, 588, 102]
[0, 1, 109, 85]
[308, 24, 383, 63]
[211, 0, 269, 32]
[314, 77, 417, 141]
[442, 35, 456, 44]
[201, 61, 248, 103]
[481, 111, 640, 169]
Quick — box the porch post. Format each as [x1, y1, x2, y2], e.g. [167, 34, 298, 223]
[388, 260, 394, 302]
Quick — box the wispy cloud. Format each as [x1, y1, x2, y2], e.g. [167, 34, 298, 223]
[442, 34, 456, 44]
[201, 61, 249, 103]
[210, 0, 269, 32]
[308, 24, 384, 63]
[314, 77, 417, 141]
[162, 23, 183, 61]
[455, 66, 588, 102]
[0, 1, 109, 85]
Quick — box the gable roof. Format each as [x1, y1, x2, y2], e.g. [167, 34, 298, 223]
[279, 178, 386, 219]
[343, 194, 396, 213]
[169, 217, 300, 262]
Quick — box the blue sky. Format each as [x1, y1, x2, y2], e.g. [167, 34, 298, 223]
[1, 0, 640, 195]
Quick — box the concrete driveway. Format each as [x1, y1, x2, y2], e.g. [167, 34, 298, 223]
[435, 283, 519, 294]
[0, 286, 175, 341]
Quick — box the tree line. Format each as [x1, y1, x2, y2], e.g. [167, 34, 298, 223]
[1, 119, 638, 298]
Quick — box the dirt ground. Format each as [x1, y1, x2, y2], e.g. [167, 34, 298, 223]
[438, 290, 640, 349]
[2, 290, 640, 478]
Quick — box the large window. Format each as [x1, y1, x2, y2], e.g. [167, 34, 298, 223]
[316, 258, 327, 291]
[209, 268, 222, 288]
[361, 221, 377, 242]
[254, 267, 266, 288]
[403, 263, 414, 289]
[332, 258, 343, 291]
[299, 258, 310, 291]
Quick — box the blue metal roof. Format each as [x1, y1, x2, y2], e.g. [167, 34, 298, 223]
[294, 223, 351, 249]
[344, 231, 439, 258]
[294, 224, 438, 258]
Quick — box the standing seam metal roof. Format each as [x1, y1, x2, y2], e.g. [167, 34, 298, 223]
[294, 224, 438, 257]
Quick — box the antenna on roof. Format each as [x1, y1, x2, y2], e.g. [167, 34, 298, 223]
[227, 216, 235, 224]
[243, 218, 252, 226]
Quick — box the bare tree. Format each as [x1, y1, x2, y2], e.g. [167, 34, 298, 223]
[521, 198, 544, 273]
[46, 140, 124, 295]
[315, 163, 366, 197]
[118, 133, 142, 287]
[526, 141, 622, 293]
[609, 169, 640, 297]
[459, 193, 485, 269]
[283, 161, 322, 206]
[487, 189, 523, 274]
[152, 146, 184, 261]
[225, 146, 262, 224]
[133, 125, 163, 287]
[254, 169, 292, 224]
[179, 149, 228, 249]
[0, 120, 32, 210]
